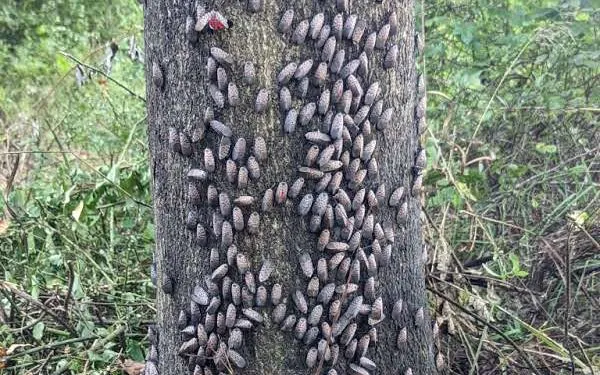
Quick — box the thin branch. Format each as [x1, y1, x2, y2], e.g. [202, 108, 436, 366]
[428, 279, 543, 375]
[0, 281, 76, 336]
[59, 52, 146, 102]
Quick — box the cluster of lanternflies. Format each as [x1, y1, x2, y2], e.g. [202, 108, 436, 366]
[147, 0, 439, 374]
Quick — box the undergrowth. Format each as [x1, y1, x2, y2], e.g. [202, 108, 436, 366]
[0, 0, 598, 373]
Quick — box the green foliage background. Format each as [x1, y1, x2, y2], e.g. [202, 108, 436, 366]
[0, 0, 597, 373]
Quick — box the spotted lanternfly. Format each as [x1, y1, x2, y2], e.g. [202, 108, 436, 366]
[244, 271, 256, 294]
[368, 297, 384, 325]
[257, 260, 273, 283]
[292, 290, 308, 314]
[278, 9, 294, 34]
[151, 60, 163, 89]
[179, 132, 192, 156]
[353, 106, 370, 127]
[255, 285, 267, 306]
[332, 13, 344, 40]
[288, 177, 304, 199]
[219, 192, 232, 217]
[231, 282, 242, 305]
[346, 74, 363, 96]
[216, 67, 228, 91]
[211, 264, 228, 282]
[315, 173, 332, 193]
[352, 19, 366, 44]
[377, 107, 394, 130]
[247, 212, 260, 234]
[239, 62, 255, 86]
[309, 13, 324, 39]
[145, 361, 159, 375]
[321, 36, 337, 63]
[294, 59, 313, 80]
[227, 82, 239, 106]
[221, 220, 233, 248]
[255, 89, 269, 113]
[376, 24, 391, 49]
[299, 166, 324, 180]
[279, 86, 292, 111]
[292, 19, 309, 44]
[284, 108, 298, 134]
[206, 57, 217, 81]
[308, 214, 321, 233]
[212, 213, 224, 238]
[278, 62, 297, 85]
[342, 14, 357, 40]
[339, 90, 352, 114]
[226, 159, 237, 184]
[359, 32, 375, 57]
[226, 305, 238, 329]
[299, 102, 316, 126]
[306, 347, 318, 369]
[307, 304, 323, 326]
[351, 134, 364, 159]
[384, 44, 399, 69]
[208, 84, 225, 109]
[329, 80, 342, 105]
[196, 10, 231, 32]
[412, 174, 423, 196]
[246, 156, 260, 180]
[231, 137, 246, 162]
[280, 314, 296, 331]
[251, 136, 267, 162]
[209, 248, 220, 270]
[315, 91, 330, 117]
[227, 246, 237, 268]
[262, 188, 274, 212]
[272, 303, 287, 323]
[233, 195, 254, 207]
[294, 317, 308, 340]
[317, 282, 335, 305]
[270, 283, 282, 305]
[357, 51, 369, 77]
[299, 252, 314, 278]
[390, 186, 406, 206]
[329, 49, 345, 76]
[312, 192, 328, 216]
[313, 62, 328, 86]
[330, 113, 344, 140]
[340, 59, 360, 79]
[304, 145, 319, 167]
[275, 182, 288, 204]
[361, 139, 376, 162]
[297, 77, 309, 98]
[369, 99, 383, 125]
[195, 223, 207, 246]
[186, 210, 199, 230]
[210, 47, 233, 66]
[304, 326, 319, 346]
[305, 131, 331, 145]
[237, 166, 249, 189]
[316, 24, 331, 48]
[232, 206, 244, 231]
[241, 287, 254, 308]
[365, 82, 380, 106]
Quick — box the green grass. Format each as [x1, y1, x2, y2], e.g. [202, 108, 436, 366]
[1, 0, 598, 373]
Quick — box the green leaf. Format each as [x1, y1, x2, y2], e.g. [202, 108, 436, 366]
[32, 321, 45, 340]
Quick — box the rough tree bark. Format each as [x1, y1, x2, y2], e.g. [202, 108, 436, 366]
[144, 1, 434, 374]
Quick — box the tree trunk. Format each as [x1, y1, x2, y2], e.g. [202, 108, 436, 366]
[144, 1, 435, 374]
